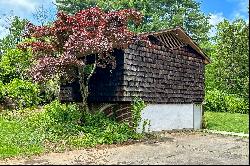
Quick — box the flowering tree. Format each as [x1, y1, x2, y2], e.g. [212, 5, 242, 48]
[18, 7, 149, 109]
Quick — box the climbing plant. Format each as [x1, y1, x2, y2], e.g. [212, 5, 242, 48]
[131, 97, 147, 131]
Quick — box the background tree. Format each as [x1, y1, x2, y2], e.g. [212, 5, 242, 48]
[0, 16, 27, 54]
[0, 16, 31, 84]
[205, 19, 249, 100]
[204, 18, 249, 114]
[55, 0, 211, 44]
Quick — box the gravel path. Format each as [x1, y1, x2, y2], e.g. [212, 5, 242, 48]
[0, 132, 249, 165]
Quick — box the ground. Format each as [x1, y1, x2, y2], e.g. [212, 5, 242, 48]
[0, 131, 248, 165]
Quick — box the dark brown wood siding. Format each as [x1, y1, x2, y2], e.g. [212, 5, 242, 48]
[61, 44, 205, 104]
[119, 44, 205, 103]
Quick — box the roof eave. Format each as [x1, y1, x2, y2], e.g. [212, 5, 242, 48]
[139, 27, 211, 64]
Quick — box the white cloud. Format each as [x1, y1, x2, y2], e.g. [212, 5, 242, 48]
[208, 13, 225, 37]
[0, 0, 39, 20]
[0, 0, 38, 11]
[209, 13, 225, 26]
[0, 0, 57, 39]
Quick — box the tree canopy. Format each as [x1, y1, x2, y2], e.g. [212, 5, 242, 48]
[55, 0, 211, 44]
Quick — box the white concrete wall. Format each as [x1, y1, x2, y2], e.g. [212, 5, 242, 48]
[193, 104, 203, 129]
[136, 104, 202, 133]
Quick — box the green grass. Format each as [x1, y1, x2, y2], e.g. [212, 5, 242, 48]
[204, 111, 249, 134]
[0, 101, 142, 159]
[0, 118, 44, 158]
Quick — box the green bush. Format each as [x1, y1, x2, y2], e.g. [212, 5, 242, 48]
[44, 100, 81, 125]
[0, 48, 32, 84]
[204, 89, 249, 114]
[4, 78, 41, 109]
[34, 100, 141, 147]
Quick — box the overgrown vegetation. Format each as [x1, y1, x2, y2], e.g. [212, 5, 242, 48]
[0, 8, 148, 159]
[0, 47, 42, 109]
[0, 101, 142, 159]
[2, 79, 41, 109]
[0, 17, 58, 108]
[204, 111, 249, 134]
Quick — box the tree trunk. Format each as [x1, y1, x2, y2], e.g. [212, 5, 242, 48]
[78, 65, 88, 109]
[78, 62, 97, 124]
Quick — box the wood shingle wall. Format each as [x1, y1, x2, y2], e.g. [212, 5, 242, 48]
[120, 43, 205, 104]
[87, 43, 205, 104]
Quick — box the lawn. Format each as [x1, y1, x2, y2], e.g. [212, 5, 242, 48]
[204, 111, 249, 134]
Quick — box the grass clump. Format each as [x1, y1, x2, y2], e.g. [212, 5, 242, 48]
[0, 100, 142, 159]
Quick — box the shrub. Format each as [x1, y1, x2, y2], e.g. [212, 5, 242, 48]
[204, 89, 249, 114]
[0, 48, 32, 84]
[44, 100, 81, 125]
[4, 78, 41, 109]
[34, 100, 141, 147]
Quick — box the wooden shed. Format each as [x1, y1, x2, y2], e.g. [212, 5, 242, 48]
[59, 27, 210, 132]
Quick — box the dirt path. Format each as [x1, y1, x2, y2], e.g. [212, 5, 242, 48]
[0, 132, 249, 165]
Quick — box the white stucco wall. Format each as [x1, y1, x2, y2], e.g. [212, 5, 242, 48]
[193, 104, 203, 129]
[136, 104, 202, 133]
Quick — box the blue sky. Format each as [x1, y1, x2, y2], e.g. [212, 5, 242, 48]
[199, 0, 249, 24]
[0, 0, 249, 38]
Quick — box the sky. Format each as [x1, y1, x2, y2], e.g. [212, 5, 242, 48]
[0, 0, 249, 39]
[198, 0, 249, 36]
